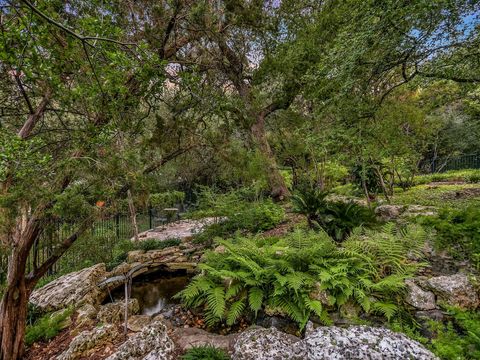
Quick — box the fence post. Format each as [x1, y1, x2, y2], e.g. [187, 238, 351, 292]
[149, 207, 153, 230]
[115, 213, 120, 240]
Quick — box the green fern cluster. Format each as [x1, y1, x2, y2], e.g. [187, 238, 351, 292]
[177, 224, 427, 329]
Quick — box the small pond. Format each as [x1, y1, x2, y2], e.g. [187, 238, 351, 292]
[108, 270, 191, 316]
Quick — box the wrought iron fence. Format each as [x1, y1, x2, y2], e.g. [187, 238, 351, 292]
[0, 207, 179, 284]
[423, 154, 480, 173]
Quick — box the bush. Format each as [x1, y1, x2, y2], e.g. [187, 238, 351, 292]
[181, 345, 230, 360]
[149, 191, 185, 209]
[137, 238, 181, 251]
[292, 188, 376, 241]
[392, 307, 480, 360]
[189, 188, 285, 242]
[420, 206, 480, 269]
[25, 308, 73, 346]
[178, 224, 426, 329]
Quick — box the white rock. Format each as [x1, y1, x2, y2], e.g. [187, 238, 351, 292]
[106, 320, 175, 360]
[405, 280, 436, 310]
[427, 274, 479, 309]
[304, 325, 438, 360]
[232, 327, 307, 360]
[30, 264, 107, 311]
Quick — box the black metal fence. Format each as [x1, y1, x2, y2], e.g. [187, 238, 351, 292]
[0, 208, 177, 283]
[423, 154, 480, 173]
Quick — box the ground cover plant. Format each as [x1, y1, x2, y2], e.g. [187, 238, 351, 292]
[419, 206, 480, 270]
[181, 345, 230, 360]
[178, 224, 427, 329]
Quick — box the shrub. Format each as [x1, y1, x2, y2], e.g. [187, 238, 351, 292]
[149, 191, 185, 209]
[137, 238, 181, 251]
[420, 206, 480, 269]
[292, 188, 376, 241]
[178, 224, 426, 329]
[190, 188, 285, 242]
[25, 308, 73, 346]
[392, 307, 480, 360]
[181, 345, 230, 360]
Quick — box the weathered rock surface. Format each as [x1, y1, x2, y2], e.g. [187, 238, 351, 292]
[128, 315, 152, 332]
[375, 204, 436, 221]
[427, 274, 479, 309]
[172, 327, 234, 352]
[97, 299, 140, 323]
[76, 304, 97, 327]
[105, 320, 175, 360]
[405, 280, 436, 310]
[136, 217, 223, 242]
[56, 324, 120, 360]
[304, 326, 438, 360]
[30, 264, 107, 311]
[375, 205, 405, 221]
[232, 327, 307, 360]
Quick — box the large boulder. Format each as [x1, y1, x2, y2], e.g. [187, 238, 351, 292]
[97, 299, 140, 324]
[30, 264, 107, 311]
[172, 327, 234, 353]
[105, 320, 175, 360]
[405, 280, 436, 310]
[375, 205, 405, 221]
[304, 326, 438, 360]
[232, 327, 307, 360]
[56, 324, 120, 360]
[427, 274, 479, 309]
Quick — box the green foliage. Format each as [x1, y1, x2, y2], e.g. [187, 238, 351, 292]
[149, 191, 185, 209]
[392, 308, 480, 360]
[181, 345, 230, 360]
[25, 308, 73, 346]
[420, 206, 480, 269]
[136, 238, 181, 251]
[190, 188, 285, 242]
[292, 187, 376, 241]
[413, 170, 480, 186]
[178, 224, 426, 329]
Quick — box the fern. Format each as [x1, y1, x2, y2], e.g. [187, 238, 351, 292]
[178, 225, 428, 329]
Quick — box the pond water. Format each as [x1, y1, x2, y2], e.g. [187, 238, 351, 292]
[109, 272, 191, 316]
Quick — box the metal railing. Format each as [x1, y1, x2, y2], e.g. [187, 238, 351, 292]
[423, 154, 480, 173]
[0, 208, 179, 284]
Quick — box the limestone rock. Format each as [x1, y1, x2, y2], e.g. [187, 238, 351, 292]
[304, 325, 438, 360]
[172, 327, 234, 352]
[97, 299, 140, 324]
[403, 205, 437, 218]
[405, 280, 436, 310]
[56, 324, 120, 360]
[128, 315, 152, 332]
[30, 264, 107, 312]
[105, 320, 175, 360]
[232, 327, 307, 360]
[427, 274, 479, 309]
[375, 205, 405, 221]
[76, 304, 97, 327]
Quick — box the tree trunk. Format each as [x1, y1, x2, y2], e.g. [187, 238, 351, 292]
[0, 248, 31, 360]
[251, 114, 290, 201]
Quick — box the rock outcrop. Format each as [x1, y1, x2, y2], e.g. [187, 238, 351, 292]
[304, 326, 438, 360]
[427, 273, 479, 309]
[172, 327, 234, 353]
[375, 204, 436, 221]
[97, 299, 139, 323]
[30, 263, 107, 311]
[105, 320, 175, 360]
[56, 324, 120, 360]
[405, 279, 436, 310]
[231, 325, 437, 360]
[232, 327, 308, 360]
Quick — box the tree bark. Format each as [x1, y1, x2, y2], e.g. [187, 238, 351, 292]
[0, 230, 35, 360]
[251, 113, 290, 201]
